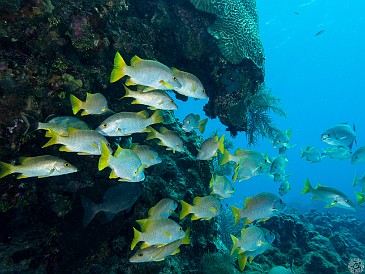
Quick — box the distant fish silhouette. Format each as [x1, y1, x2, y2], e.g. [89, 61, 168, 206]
[294, 11, 299, 15]
[315, 30, 325, 36]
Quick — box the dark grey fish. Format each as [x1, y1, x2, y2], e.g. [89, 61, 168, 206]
[315, 30, 325, 36]
[81, 182, 143, 226]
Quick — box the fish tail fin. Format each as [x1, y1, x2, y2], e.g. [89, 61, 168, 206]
[230, 234, 239, 255]
[131, 227, 141, 250]
[69, 94, 83, 115]
[302, 178, 313, 194]
[150, 110, 164, 125]
[98, 141, 111, 171]
[42, 130, 59, 148]
[80, 194, 98, 227]
[356, 192, 365, 205]
[218, 135, 225, 154]
[180, 200, 192, 220]
[231, 206, 241, 226]
[219, 149, 232, 166]
[110, 52, 127, 83]
[122, 84, 135, 99]
[182, 228, 191, 245]
[353, 176, 358, 187]
[146, 126, 159, 141]
[0, 161, 14, 178]
[198, 118, 208, 134]
[237, 252, 248, 271]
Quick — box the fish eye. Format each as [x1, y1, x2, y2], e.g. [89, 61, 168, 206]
[279, 199, 283, 204]
[102, 123, 108, 128]
[117, 128, 122, 132]
[64, 162, 70, 167]
[179, 227, 182, 230]
[202, 89, 205, 93]
[345, 199, 350, 203]
[173, 76, 177, 81]
[138, 253, 143, 257]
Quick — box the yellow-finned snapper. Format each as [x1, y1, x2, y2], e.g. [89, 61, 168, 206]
[0, 155, 77, 179]
[121, 85, 178, 110]
[171, 68, 207, 99]
[181, 113, 208, 134]
[96, 110, 164, 137]
[351, 146, 365, 165]
[230, 226, 267, 255]
[231, 192, 286, 226]
[302, 179, 355, 210]
[70, 93, 113, 116]
[323, 146, 352, 160]
[110, 52, 182, 91]
[321, 123, 356, 149]
[301, 146, 323, 163]
[209, 174, 235, 199]
[233, 159, 270, 182]
[270, 155, 288, 174]
[145, 198, 179, 221]
[279, 180, 291, 196]
[355, 192, 365, 205]
[353, 174, 365, 192]
[197, 135, 225, 160]
[98, 141, 146, 182]
[130, 144, 162, 168]
[241, 228, 275, 271]
[42, 128, 112, 155]
[81, 182, 143, 226]
[220, 148, 270, 166]
[130, 218, 186, 250]
[37, 116, 90, 137]
[273, 129, 292, 149]
[129, 228, 190, 263]
[146, 126, 184, 153]
[180, 195, 222, 221]
[271, 171, 291, 183]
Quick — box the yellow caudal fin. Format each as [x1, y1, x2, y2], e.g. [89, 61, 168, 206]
[150, 110, 164, 125]
[122, 84, 135, 99]
[302, 178, 313, 194]
[218, 135, 225, 154]
[237, 252, 248, 271]
[198, 118, 208, 134]
[180, 200, 192, 220]
[130, 227, 141, 250]
[42, 130, 59, 148]
[230, 234, 239, 255]
[0, 161, 14, 178]
[231, 206, 241, 226]
[356, 192, 365, 205]
[145, 126, 159, 141]
[98, 141, 111, 171]
[69, 94, 83, 115]
[110, 52, 127, 83]
[220, 149, 232, 166]
[182, 228, 191, 245]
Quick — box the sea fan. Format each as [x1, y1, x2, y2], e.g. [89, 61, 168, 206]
[245, 84, 286, 145]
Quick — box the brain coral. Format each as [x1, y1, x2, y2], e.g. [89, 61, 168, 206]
[189, 0, 265, 70]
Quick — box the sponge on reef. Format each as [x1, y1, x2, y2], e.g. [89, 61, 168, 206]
[189, 0, 265, 70]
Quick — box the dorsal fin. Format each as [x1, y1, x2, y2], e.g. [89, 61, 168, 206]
[130, 55, 143, 66]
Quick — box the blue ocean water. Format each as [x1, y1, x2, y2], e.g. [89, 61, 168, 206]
[174, 0, 365, 218]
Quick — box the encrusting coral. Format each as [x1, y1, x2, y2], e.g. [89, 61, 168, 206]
[188, 0, 265, 71]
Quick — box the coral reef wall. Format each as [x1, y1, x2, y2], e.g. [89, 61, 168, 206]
[0, 0, 233, 273]
[0, 0, 265, 147]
